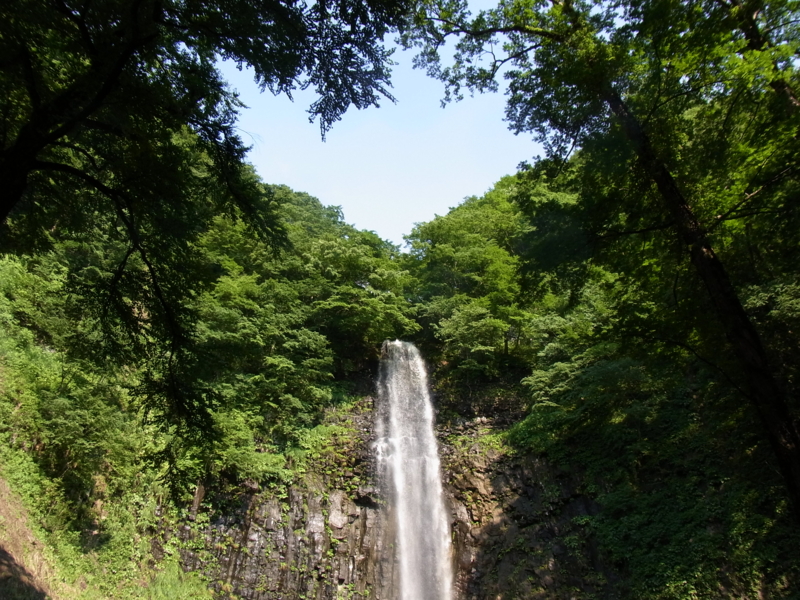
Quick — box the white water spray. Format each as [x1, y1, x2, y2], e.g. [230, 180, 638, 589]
[376, 340, 453, 600]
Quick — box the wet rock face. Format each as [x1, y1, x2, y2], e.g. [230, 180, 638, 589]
[439, 417, 615, 600]
[179, 484, 397, 599]
[174, 398, 400, 600]
[175, 403, 615, 599]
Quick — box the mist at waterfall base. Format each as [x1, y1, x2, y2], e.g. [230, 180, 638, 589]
[375, 341, 454, 600]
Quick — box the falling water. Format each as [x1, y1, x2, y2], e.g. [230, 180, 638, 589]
[376, 340, 453, 600]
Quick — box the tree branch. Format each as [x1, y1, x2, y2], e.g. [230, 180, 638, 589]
[708, 166, 795, 232]
[485, 43, 543, 79]
[31, 160, 185, 353]
[19, 45, 42, 110]
[596, 220, 675, 238]
[54, 0, 97, 56]
[431, 16, 566, 43]
[50, 141, 102, 171]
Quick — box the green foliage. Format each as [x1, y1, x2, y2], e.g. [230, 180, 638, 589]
[3, 0, 800, 595]
[407, 167, 800, 596]
[0, 182, 417, 594]
[405, 0, 800, 412]
[406, 0, 800, 573]
[510, 340, 800, 597]
[145, 562, 215, 600]
[1, 0, 415, 436]
[404, 177, 534, 380]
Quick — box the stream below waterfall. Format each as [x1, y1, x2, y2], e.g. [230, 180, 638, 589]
[376, 340, 453, 600]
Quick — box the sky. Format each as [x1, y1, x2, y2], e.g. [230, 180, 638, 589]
[218, 41, 543, 247]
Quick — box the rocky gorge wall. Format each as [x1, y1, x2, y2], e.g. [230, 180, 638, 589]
[441, 418, 616, 599]
[166, 397, 617, 599]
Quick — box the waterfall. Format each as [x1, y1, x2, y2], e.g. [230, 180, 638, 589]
[376, 340, 453, 600]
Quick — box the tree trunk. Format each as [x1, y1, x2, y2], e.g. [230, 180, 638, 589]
[0, 122, 46, 222]
[604, 88, 800, 521]
[0, 162, 33, 223]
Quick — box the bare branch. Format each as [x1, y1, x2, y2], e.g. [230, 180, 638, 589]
[597, 220, 675, 238]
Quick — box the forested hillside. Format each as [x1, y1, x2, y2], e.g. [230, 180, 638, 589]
[3, 172, 799, 598]
[404, 176, 800, 597]
[0, 183, 419, 596]
[407, 0, 800, 521]
[2, 0, 800, 598]
[400, 0, 800, 591]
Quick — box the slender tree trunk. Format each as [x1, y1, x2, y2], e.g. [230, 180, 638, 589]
[0, 124, 46, 222]
[0, 162, 32, 223]
[604, 88, 800, 521]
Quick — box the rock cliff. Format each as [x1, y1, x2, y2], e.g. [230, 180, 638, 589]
[440, 417, 617, 599]
[169, 398, 616, 599]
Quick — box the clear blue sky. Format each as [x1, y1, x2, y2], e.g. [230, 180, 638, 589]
[218, 41, 542, 246]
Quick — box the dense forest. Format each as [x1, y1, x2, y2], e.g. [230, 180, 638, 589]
[1, 0, 800, 598]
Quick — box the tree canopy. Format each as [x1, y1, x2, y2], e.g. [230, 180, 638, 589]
[0, 0, 413, 430]
[1, 0, 411, 223]
[404, 0, 800, 521]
